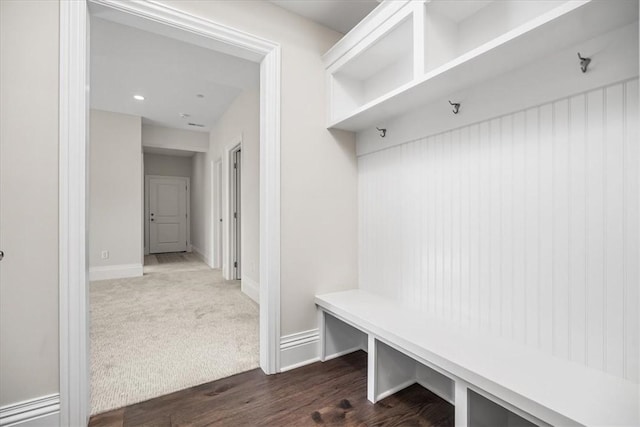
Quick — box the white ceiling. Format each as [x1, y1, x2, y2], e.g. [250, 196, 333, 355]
[271, 1, 496, 35]
[427, 0, 494, 23]
[90, 17, 259, 133]
[270, 0, 380, 34]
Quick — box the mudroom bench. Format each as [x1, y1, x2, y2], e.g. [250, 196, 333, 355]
[315, 290, 638, 427]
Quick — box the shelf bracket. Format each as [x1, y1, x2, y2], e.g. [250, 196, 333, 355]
[376, 127, 387, 138]
[578, 52, 591, 73]
[449, 101, 460, 115]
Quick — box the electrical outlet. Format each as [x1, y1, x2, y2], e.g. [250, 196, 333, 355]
[101, 250, 109, 260]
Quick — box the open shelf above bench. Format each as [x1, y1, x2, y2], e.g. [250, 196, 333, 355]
[324, 0, 639, 132]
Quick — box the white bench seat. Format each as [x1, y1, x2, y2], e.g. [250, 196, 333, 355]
[315, 289, 639, 427]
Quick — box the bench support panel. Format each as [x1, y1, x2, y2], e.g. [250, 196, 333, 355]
[455, 380, 469, 427]
[370, 338, 417, 403]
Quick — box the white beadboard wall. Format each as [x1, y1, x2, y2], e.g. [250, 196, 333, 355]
[358, 79, 639, 383]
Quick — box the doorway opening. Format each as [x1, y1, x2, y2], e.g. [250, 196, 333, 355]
[60, 1, 282, 422]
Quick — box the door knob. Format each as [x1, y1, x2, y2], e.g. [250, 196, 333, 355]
[0, 250, 4, 261]
[151, 218, 155, 222]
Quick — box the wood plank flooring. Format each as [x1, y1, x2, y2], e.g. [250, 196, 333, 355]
[89, 351, 454, 427]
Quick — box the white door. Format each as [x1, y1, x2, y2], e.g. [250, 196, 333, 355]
[149, 177, 188, 254]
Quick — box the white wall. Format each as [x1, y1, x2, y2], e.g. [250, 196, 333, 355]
[174, 0, 360, 336]
[191, 151, 210, 262]
[144, 153, 192, 178]
[191, 88, 260, 295]
[0, 0, 359, 407]
[0, 0, 60, 407]
[89, 110, 143, 278]
[142, 124, 208, 153]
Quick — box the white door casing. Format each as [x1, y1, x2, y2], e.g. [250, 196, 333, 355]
[214, 159, 222, 269]
[148, 176, 189, 254]
[222, 137, 242, 280]
[231, 146, 242, 279]
[60, 1, 281, 425]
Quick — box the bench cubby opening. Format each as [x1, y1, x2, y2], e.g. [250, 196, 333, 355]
[370, 337, 455, 405]
[319, 310, 367, 361]
[469, 390, 539, 427]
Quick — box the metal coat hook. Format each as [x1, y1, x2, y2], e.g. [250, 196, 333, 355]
[376, 127, 387, 138]
[449, 100, 461, 115]
[578, 52, 591, 73]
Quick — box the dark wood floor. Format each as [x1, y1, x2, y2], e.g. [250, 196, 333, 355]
[89, 351, 454, 427]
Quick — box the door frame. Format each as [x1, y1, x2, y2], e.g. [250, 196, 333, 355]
[222, 138, 242, 280]
[145, 175, 191, 254]
[211, 159, 223, 269]
[59, 1, 282, 425]
[230, 143, 241, 280]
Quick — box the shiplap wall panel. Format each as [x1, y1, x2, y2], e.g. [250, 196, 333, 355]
[568, 94, 587, 366]
[358, 79, 639, 382]
[624, 79, 639, 382]
[585, 89, 605, 373]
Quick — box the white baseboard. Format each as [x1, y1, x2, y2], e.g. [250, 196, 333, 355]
[191, 245, 212, 267]
[376, 379, 416, 402]
[324, 345, 366, 362]
[89, 263, 143, 281]
[280, 329, 320, 372]
[241, 276, 259, 304]
[0, 394, 59, 427]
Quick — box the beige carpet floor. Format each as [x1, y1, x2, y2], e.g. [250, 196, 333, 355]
[90, 253, 259, 415]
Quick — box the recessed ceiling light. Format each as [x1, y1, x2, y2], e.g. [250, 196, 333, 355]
[133, 95, 145, 101]
[179, 113, 190, 118]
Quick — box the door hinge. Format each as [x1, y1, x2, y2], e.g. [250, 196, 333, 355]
[234, 261, 237, 268]
[234, 162, 237, 169]
[234, 212, 237, 219]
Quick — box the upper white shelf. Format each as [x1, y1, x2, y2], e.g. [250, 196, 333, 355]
[324, 0, 639, 132]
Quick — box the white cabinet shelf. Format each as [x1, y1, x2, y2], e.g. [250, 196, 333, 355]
[324, 0, 639, 132]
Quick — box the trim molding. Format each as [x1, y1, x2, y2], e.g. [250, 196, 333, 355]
[89, 264, 143, 281]
[280, 329, 320, 372]
[241, 276, 260, 304]
[0, 394, 60, 427]
[191, 245, 212, 267]
[58, 1, 89, 425]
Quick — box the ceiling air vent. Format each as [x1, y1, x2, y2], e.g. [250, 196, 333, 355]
[188, 122, 205, 128]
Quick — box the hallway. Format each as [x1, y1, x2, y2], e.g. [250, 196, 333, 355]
[90, 254, 259, 414]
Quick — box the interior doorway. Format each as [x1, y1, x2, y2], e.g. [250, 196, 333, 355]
[59, 1, 282, 423]
[231, 145, 241, 279]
